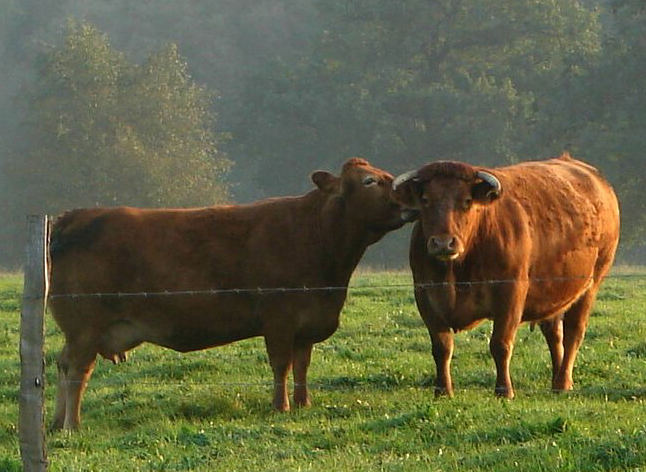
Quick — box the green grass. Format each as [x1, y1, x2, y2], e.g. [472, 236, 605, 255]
[1, 270, 645, 471]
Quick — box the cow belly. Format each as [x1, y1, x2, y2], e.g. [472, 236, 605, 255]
[136, 302, 264, 352]
[52, 295, 265, 357]
[524, 249, 596, 321]
[52, 289, 345, 358]
[98, 314, 263, 355]
[524, 276, 593, 322]
[155, 324, 262, 352]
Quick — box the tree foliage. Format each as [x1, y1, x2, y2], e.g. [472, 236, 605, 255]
[228, 0, 602, 197]
[23, 20, 230, 208]
[0, 1, 645, 267]
[1, 20, 230, 266]
[570, 0, 646, 246]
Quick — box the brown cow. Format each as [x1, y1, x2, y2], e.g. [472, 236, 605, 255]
[48, 157, 417, 430]
[392, 153, 620, 398]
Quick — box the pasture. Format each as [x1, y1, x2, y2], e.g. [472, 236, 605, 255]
[1, 270, 645, 471]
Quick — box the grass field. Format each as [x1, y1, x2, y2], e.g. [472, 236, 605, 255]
[1, 270, 645, 471]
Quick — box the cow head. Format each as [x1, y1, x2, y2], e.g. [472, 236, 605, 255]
[392, 161, 501, 261]
[311, 158, 418, 237]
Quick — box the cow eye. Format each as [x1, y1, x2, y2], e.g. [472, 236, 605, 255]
[362, 176, 378, 186]
[463, 197, 473, 210]
[420, 195, 430, 205]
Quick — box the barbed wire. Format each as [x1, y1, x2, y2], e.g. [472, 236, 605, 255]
[11, 274, 645, 398]
[42, 273, 646, 300]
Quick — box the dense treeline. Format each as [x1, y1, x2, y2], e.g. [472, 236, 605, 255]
[0, 0, 644, 268]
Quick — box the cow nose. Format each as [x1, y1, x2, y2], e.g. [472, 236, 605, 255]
[428, 235, 458, 253]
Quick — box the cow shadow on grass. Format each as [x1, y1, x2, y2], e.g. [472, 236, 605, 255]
[314, 370, 646, 403]
[78, 386, 274, 429]
[313, 370, 494, 395]
[58, 376, 646, 434]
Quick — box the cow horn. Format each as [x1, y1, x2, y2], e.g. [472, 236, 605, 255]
[475, 170, 501, 197]
[392, 170, 419, 190]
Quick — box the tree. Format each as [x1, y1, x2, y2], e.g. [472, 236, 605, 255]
[224, 0, 606, 266]
[1, 20, 230, 267]
[571, 0, 646, 250]
[1, 1, 644, 266]
[230, 0, 602, 198]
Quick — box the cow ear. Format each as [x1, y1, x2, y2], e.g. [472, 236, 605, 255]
[472, 180, 502, 203]
[311, 171, 340, 193]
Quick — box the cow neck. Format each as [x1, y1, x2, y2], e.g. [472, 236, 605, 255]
[431, 259, 457, 313]
[316, 195, 369, 287]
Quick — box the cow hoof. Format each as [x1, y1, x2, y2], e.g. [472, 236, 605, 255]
[494, 387, 514, 399]
[434, 387, 454, 398]
[552, 378, 573, 392]
[294, 398, 311, 408]
[273, 403, 290, 412]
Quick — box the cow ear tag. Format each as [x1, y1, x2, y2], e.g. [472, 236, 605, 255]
[311, 171, 340, 193]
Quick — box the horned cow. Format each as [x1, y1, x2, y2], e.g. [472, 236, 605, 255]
[393, 153, 620, 398]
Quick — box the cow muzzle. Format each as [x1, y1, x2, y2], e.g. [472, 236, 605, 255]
[427, 234, 462, 261]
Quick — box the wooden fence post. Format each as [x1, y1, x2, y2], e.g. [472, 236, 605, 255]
[20, 215, 49, 472]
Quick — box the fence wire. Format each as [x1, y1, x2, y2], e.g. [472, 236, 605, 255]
[44, 273, 646, 300]
[12, 272, 645, 396]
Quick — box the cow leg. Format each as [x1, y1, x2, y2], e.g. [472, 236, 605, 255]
[52, 340, 97, 430]
[539, 318, 564, 388]
[416, 287, 455, 397]
[64, 358, 97, 430]
[264, 334, 293, 412]
[554, 288, 597, 392]
[489, 323, 518, 399]
[430, 330, 455, 397]
[51, 344, 70, 431]
[490, 279, 529, 399]
[490, 294, 526, 398]
[293, 342, 313, 408]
